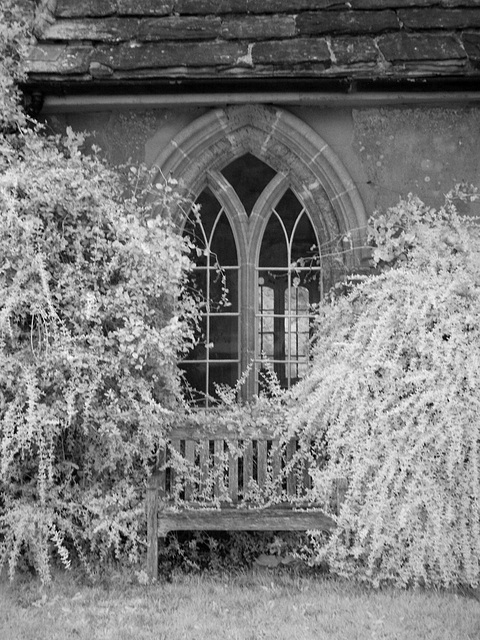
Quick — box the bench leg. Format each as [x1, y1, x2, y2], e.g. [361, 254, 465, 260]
[159, 536, 169, 581]
[146, 535, 169, 583]
[147, 532, 158, 583]
[146, 482, 159, 583]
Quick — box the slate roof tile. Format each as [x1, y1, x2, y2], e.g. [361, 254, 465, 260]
[399, 9, 480, 29]
[296, 11, 401, 36]
[25, 0, 480, 87]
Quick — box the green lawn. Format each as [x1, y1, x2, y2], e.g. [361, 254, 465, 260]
[1, 569, 479, 640]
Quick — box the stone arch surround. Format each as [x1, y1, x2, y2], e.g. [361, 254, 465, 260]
[153, 104, 368, 263]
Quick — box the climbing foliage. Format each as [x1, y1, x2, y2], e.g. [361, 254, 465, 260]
[0, 0, 29, 132]
[0, 4, 197, 583]
[290, 185, 480, 588]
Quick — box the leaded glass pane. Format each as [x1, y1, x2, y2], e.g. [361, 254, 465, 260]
[211, 211, 237, 266]
[291, 212, 318, 263]
[193, 187, 222, 240]
[209, 269, 238, 313]
[259, 215, 287, 268]
[274, 188, 304, 236]
[182, 187, 240, 406]
[209, 315, 238, 360]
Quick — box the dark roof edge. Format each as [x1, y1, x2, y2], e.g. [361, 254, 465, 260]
[21, 75, 480, 97]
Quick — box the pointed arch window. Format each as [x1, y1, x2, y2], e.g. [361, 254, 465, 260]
[180, 153, 324, 406]
[153, 106, 367, 407]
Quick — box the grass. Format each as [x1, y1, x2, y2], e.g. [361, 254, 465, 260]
[1, 568, 479, 640]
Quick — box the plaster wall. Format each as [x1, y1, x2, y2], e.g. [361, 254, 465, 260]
[351, 106, 480, 217]
[45, 104, 480, 220]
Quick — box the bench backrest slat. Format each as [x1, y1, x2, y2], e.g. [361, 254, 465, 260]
[242, 441, 254, 494]
[214, 439, 224, 498]
[286, 439, 297, 497]
[170, 439, 181, 499]
[184, 440, 196, 501]
[257, 440, 268, 489]
[228, 442, 239, 503]
[199, 441, 209, 496]
[271, 441, 282, 495]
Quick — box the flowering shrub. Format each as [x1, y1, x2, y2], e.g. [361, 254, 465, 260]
[290, 185, 480, 588]
[0, 3, 197, 583]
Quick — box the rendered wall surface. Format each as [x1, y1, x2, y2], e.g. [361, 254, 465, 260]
[352, 106, 480, 216]
[45, 104, 480, 220]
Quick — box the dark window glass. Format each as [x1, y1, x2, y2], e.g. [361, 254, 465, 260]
[259, 215, 288, 268]
[221, 153, 276, 216]
[210, 212, 237, 266]
[274, 188, 304, 236]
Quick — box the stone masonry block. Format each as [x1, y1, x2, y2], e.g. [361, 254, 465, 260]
[43, 16, 221, 42]
[252, 38, 331, 65]
[247, 0, 344, 11]
[399, 9, 480, 30]
[297, 11, 400, 35]
[345, 0, 480, 7]
[95, 41, 249, 69]
[55, 0, 117, 17]
[174, 0, 248, 14]
[378, 33, 466, 62]
[221, 15, 295, 40]
[117, 0, 173, 14]
[25, 44, 92, 74]
[462, 33, 480, 69]
[331, 37, 378, 65]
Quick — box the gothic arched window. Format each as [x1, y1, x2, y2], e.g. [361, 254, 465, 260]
[153, 106, 368, 407]
[181, 153, 324, 406]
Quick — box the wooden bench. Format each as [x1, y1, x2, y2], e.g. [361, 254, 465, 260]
[146, 425, 344, 581]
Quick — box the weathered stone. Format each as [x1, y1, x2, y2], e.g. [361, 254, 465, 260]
[116, 0, 173, 15]
[89, 61, 114, 77]
[25, 0, 480, 83]
[138, 16, 221, 40]
[25, 44, 93, 74]
[55, 0, 174, 16]
[43, 18, 138, 42]
[95, 41, 249, 69]
[297, 11, 400, 35]
[43, 16, 222, 42]
[399, 9, 480, 30]
[346, 0, 480, 7]
[174, 0, 248, 14]
[53, 0, 480, 17]
[331, 37, 378, 65]
[462, 33, 480, 69]
[378, 33, 466, 62]
[55, 0, 117, 17]
[221, 15, 295, 40]
[247, 0, 345, 11]
[252, 38, 331, 65]
[24, 44, 68, 73]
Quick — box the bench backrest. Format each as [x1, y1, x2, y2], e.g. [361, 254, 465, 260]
[153, 426, 324, 505]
